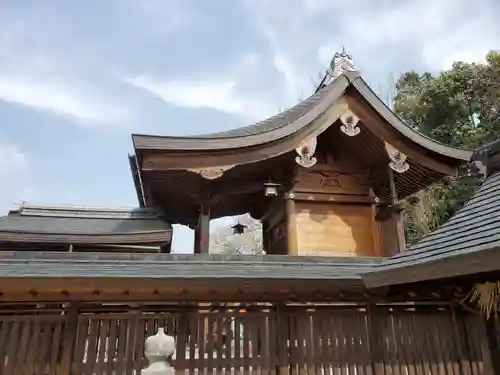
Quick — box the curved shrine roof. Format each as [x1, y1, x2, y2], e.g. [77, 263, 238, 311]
[132, 71, 472, 162]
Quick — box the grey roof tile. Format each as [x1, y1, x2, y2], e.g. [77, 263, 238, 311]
[364, 150, 500, 287]
[0, 203, 172, 245]
[0, 252, 378, 280]
[131, 71, 472, 162]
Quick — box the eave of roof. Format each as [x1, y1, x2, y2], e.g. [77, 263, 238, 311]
[132, 71, 472, 163]
[0, 252, 378, 281]
[364, 158, 500, 288]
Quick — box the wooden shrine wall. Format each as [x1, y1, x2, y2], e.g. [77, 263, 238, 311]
[290, 161, 382, 257]
[0, 303, 496, 375]
[295, 201, 376, 257]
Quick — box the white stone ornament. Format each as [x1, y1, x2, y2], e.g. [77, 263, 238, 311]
[143, 327, 176, 375]
[385, 142, 410, 173]
[340, 110, 360, 136]
[295, 137, 318, 168]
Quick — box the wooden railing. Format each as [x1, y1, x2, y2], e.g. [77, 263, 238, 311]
[0, 303, 496, 375]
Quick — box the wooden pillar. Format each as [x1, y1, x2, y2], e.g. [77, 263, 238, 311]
[198, 204, 211, 254]
[193, 204, 210, 254]
[285, 194, 298, 255]
[193, 224, 201, 254]
[388, 167, 406, 253]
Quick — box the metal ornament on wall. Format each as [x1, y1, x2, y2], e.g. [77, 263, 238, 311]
[385, 142, 410, 173]
[295, 137, 318, 168]
[187, 165, 235, 180]
[339, 110, 360, 136]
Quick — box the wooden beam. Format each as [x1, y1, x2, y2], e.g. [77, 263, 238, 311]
[388, 167, 406, 252]
[285, 195, 298, 255]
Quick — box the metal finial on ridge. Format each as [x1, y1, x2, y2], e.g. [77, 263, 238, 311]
[329, 46, 355, 78]
[315, 46, 356, 92]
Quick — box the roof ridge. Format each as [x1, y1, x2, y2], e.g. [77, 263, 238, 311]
[8, 202, 164, 220]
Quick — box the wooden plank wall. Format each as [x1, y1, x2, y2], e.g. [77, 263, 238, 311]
[0, 304, 494, 375]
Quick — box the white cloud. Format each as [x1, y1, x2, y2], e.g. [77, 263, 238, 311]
[0, 140, 27, 175]
[0, 76, 130, 125]
[248, 0, 499, 94]
[126, 75, 274, 121]
[321, 0, 499, 72]
[0, 139, 38, 214]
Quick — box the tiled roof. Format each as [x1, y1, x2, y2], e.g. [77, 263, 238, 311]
[0, 203, 172, 245]
[0, 252, 378, 281]
[132, 71, 472, 161]
[364, 139, 500, 287]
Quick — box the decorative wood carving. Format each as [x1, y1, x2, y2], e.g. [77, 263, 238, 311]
[295, 170, 369, 196]
[295, 137, 318, 168]
[187, 165, 235, 180]
[385, 142, 410, 173]
[340, 109, 360, 136]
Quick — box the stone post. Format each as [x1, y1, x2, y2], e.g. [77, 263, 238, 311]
[142, 327, 176, 375]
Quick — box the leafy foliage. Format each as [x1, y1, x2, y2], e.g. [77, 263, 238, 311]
[395, 51, 500, 244]
[395, 51, 500, 317]
[467, 281, 500, 319]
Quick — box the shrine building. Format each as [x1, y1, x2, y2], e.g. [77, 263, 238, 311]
[0, 50, 498, 375]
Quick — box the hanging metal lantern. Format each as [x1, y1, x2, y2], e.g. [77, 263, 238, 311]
[231, 222, 247, 235]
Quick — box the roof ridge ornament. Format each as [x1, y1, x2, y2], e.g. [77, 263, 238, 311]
[329, 46, 356, 79]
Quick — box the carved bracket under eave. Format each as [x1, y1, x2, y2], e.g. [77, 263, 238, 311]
[295, 137, 318, 168]
[340, 109, 360, 136]
[187, 165, 235, 180]
[385, 142, 410, 173]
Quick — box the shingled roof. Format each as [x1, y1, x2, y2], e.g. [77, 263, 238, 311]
[0, 252, 377, 280]
[364, 139, 500, 288]
[0, 203, 172, 246]
[132, 71, 472, 161]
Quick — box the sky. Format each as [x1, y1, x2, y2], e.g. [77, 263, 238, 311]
[1, 0, 499, 253]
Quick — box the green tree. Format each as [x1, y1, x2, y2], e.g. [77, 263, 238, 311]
[395, 51, 500, 317]
[395, 51, 500, 242]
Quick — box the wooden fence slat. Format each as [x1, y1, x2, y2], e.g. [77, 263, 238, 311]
[0, 303, 497, 375]
[14, 317, 31, 374]
[4, 320, 20, 375]
[25, 319, 41, 375]
[50, 319, 63, 373]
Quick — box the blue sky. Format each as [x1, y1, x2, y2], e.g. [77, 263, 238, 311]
[1, 0, 499, 253]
